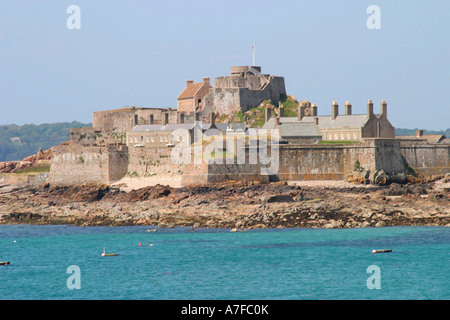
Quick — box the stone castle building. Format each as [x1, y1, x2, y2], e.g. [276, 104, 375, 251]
[48, 65, 448, 187]
[177, 78, 213, 113]
[263, 99, 395, 142]
[202, 66, 286, 116]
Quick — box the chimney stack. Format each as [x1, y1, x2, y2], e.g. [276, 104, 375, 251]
[345, 101, 352, 115]
[416, 130, 423, 137]
[298, 106, 305, 121]
[202, 77, 210, 85]
[381, 100, 387, 118]
[186, 80, 194, 88]
[312, 104, 318, 117]
[331, 101, 339, 120]
[279, 103, 284, 117]
[209, 112, 216, 128]
[367, 99, 374, 117]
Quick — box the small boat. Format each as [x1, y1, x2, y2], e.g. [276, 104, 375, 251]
[372, 249, 392, 254]
[101, 248, 119, 257]
[0, 261, 10, 266]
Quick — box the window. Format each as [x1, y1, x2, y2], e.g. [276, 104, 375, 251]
[165, 135, 168, 142]
[134, 137, 138, 143]
[151, 136, 154, 143]
[160, 136, 163, 142]
[130, 137, 133, 143]
[147, 136, 149, 143]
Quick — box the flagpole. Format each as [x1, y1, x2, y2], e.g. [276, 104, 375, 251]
[252, 45, 255, 66]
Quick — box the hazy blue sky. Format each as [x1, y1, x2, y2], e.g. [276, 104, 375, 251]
[0, 0, 448, 130]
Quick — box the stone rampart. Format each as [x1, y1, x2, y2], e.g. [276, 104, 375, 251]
[49, 145, 128, 185]
[399, 139, 449, 175]
[127, 147, 184, 178]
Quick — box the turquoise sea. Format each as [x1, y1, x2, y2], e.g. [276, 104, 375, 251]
[0, 225, 448, 300]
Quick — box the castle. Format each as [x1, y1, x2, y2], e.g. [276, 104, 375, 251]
[49, 66, 449, 187]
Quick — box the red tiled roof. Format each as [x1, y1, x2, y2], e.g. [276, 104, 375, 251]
[177, 83, 204, 100]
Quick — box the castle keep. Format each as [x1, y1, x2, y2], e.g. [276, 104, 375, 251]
[203, 66, 286, 116]
[49, 65, 449, 187]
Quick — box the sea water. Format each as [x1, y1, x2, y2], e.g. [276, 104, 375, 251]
[0, 225, 448, 300]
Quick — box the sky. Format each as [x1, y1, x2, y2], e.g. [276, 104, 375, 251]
[0, 0, 448, 130]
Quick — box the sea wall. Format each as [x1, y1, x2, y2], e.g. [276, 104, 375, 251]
[127, 147, 184, 178]
[181, 139, 449, 185]
[399, 139, 450, 175]
[182, 162, 270, 186]
[49, 145, 128, 185]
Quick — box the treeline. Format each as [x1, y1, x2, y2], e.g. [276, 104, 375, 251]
[0, 121, 91, 161]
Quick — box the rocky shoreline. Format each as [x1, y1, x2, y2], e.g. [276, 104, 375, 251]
[0, 177, 449, 230]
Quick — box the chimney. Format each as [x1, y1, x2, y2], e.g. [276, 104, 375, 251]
[209, 112, 216, 128]
[345, 101, 352, 115]
[314, 117, 319, 126]
[202, 77, 210, 85]
[416, 130, 423, 137]
[331, 101, 339, 120]
[312, 104, 318, 117]
[265, 106, 272, 123]
[367, 99, 374, 117]
[186, 80, 194, 88]
[298, 106, 305, 121]
[279, 103, 284, 117]
[381, 100, 387, 118]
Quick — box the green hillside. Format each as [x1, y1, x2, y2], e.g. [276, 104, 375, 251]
[0, 121, 91, 161]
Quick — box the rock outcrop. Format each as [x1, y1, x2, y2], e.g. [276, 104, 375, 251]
[0, 177, 448, 229]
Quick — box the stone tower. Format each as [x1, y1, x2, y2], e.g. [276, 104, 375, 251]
[202, 66, 286, 116]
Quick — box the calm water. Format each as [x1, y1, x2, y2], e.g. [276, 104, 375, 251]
[0, 225, 448, 300]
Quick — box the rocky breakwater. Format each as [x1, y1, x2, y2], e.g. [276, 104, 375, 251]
[0, 176, 449, 229]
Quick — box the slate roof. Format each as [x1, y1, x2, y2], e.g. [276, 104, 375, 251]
[299, 114, 370, 129]
[262, 118, 322, 137]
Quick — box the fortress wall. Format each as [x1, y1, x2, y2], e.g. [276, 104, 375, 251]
[181, 162, 269, 186]
[206, 88, 242, 115]
[275, 146, 347, 181]
[70, 127, 127, 146]
[106, 145, 129, 182]
[70, 127, 98, 146]
[93, 110, 135, 133]
[93, 108, 179, 134]
[127, 147, 184, 178]
[49, 145, 110, 185]
[372, 139, 407, 172]
[398, 140, 450, 175]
